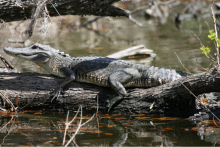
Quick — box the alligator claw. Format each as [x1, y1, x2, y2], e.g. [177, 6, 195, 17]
[50, 86, 62, 102]
[105, 95, 124, 113]
[104, 99, 112, 113]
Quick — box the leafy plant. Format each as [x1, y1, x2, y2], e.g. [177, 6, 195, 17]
[208, 30, 219, 43]
[200, 29, 219, 56]
[200, 45, 210, 56]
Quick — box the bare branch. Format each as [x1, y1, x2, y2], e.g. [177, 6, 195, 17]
[174, 52, 192, 75]
[211, 6, 220, 65]
[0, 92, 16, 111]
[20, 91, 40, 110]
[64, 106, 95, 147]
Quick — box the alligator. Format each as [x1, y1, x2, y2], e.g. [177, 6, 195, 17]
[4, 43, 184, 112]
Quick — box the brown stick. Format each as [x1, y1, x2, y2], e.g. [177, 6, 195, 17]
[0, 54, 19, 72]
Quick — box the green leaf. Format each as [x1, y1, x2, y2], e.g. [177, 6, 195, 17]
[200, 45, 210, 56]
[208, 30, 216, 40]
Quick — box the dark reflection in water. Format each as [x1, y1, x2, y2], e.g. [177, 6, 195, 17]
[0, 111, 218, 146]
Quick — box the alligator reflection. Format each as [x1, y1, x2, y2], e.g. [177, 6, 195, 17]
[0, 112, 218, 146]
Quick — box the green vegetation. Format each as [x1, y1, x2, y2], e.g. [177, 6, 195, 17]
[200, 29, 219, 56]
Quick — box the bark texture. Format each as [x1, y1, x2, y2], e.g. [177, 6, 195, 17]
[0, 0, 128, 22]
[0, 67, 220, 115]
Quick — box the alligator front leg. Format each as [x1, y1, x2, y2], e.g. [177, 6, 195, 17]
[106, 68, 141, 113]
[51, 67, 76, 102]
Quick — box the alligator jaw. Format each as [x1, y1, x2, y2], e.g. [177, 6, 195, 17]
[4, 47, 50, 63]
[16, 53, 49, 63]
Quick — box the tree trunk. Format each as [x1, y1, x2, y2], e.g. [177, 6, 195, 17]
[0, 67, 220, 115]
[0, 0, 128, 22]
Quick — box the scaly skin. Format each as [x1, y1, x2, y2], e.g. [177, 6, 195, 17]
[4, 43, 182, 112]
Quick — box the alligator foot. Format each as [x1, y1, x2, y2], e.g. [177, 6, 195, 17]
[50, 86, 62, 102]
[105, 95, 124, 113]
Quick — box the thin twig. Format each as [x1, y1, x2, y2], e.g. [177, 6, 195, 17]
[213, 116, 219, 127]
[128, 15, 142, 26]
[195, 57, 212, 71]
[26, 0, 48, 39]
[64, 106, 95, 147]
[0, 115, 15, 132]
[0, 54, 19, 72]
[62, 111, 69, 145]
[96, 95, 99, 117]
[81, 113, 95, 127]
[95, 95, 100, 137]
[63, 107, 80, 146]
[20, 91, 40, 110]
[0, 115, 16, 146]
[205, 21, 211, 30]
[179, 81, 220, 121]
[48, 0, 64, 19]
[174, 52, 192, 75]
[64, 106, 83, 147]
[211, 6, 220, 65]
[189, 29, 215, 60]
[0, 92, 16, 112]
[189, 29, 203, 47]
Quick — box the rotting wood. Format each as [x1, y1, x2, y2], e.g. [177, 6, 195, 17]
[0, 67, 220, 115]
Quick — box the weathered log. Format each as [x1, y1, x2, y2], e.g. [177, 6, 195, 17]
[107, 45, 156, 59]
[0, 67, 220, 115]
[0, 0, 128, 22]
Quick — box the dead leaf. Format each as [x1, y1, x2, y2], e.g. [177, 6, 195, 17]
[15, 96, 18, 106]
[202, 98, 208, 104]
[104, 133, 113, 135]
[150, 101, 155, 109]
[34, 112, 42, 115]
[91, 131, 104, 133]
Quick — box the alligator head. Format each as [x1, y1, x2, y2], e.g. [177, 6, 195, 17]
[4, 43, 71, 77]
[4, 43, 59, 62]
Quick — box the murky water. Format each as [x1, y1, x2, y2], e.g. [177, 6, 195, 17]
[0, 111, 218, 146]
[0, 2, 219, 146]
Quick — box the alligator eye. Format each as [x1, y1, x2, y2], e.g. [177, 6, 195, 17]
[32, 45, 38, 49]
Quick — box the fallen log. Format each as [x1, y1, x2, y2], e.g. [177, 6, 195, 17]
[0, 0, 128, 22]
[0, 67, 220, 116]
[107, 45, 156, 59]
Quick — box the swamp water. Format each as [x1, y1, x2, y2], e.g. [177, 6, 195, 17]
[0, 9, 219, 146]
[0, 111, 219, 146]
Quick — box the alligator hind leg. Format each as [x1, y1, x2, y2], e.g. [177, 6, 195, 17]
[106, 68, 141, 113]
